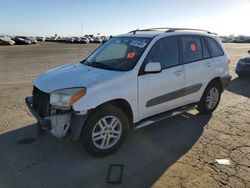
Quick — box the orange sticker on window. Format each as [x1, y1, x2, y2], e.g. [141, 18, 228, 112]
[191, 44, 196, 51]
[127, 52, 135, 59]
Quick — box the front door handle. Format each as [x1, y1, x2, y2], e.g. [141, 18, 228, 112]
[174, 70, 183, 76]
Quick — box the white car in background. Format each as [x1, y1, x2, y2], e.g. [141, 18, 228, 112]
[0, 35, 15, 45]
[26, 28, 231, 156]
[94, 36, 102, 43]
[36, 37, 46, 42]
[80, 37, 90, 44]
[27, 37, 38, 44]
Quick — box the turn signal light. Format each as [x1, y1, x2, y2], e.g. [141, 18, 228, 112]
[69, 88, 86, 105]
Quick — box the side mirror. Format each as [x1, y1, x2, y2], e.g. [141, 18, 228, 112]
[144, 62, 162, 73]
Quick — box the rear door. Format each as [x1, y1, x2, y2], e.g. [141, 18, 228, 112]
[203, 36, 226, 77]
[138, 36, 185, 120]
[180, 35, 213, 104]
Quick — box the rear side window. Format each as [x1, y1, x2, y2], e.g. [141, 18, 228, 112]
[204, 37, 224, 57]
[144, 36, 179, 69]
[181, 36, 202, 63]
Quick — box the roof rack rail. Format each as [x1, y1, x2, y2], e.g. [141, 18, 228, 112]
[129, 28, 172, 34]
[165, 28, 217, 35]
[129, 27, 217, 35]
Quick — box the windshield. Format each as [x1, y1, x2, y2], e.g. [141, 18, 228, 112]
[83, 37, 151, 71]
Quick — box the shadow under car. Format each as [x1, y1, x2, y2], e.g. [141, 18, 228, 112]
[0, 112, 211, 188]
[226, 77, 250, 98]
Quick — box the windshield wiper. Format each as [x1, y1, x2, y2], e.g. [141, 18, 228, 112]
[91, 62, 111, 69]
[79, 59, 86, 64]
[90, 61, 122, 71]
[82, 60, 122, 71]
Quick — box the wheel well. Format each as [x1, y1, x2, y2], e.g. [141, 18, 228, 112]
[208, 77, 223, 92]
[95, 99, 134, 127]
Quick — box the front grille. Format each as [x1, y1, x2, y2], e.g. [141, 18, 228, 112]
[32, 86, 50, 117]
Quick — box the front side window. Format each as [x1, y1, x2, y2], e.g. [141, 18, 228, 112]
[144, 36, 179, 69]
[204, 36, 224, 57]
[84, 37, 151, 71]
[181, 36, 203, 63]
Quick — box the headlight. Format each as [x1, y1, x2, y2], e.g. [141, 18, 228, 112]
[238, 61, 246, 66]
[50, 88, 86, 108]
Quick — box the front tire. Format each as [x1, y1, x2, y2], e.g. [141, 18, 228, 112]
[81, 104, 128, 157]
[198, 81, 221, 114]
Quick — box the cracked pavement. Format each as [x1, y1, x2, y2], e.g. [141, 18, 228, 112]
[153, 44, 250, 188]
[0, 43, 249, 188]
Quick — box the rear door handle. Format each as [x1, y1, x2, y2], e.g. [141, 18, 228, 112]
[206, 62, 212, 67]
[174, 70, 183, 76]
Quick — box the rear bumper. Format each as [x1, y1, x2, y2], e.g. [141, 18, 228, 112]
[220, 75, 232, 91]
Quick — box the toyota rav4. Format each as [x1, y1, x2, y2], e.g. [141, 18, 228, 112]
[25, 28, 231, 156]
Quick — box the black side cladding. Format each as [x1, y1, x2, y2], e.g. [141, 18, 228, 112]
[32, 86, 50, 117]
[146, 83, 203, 107]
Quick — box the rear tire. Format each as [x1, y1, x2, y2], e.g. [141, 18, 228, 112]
[81, 104, 128, 157]
[198, 81, 221, 114]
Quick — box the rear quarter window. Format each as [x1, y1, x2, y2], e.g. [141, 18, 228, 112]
[204, 36, 224, 57]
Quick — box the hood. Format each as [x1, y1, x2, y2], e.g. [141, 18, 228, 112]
[33, 63, 122, 93]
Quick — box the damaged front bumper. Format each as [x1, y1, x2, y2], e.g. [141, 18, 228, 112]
[25, 96, 88, 140]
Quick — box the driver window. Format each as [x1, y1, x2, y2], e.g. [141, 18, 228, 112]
[144, 36, 179, 69]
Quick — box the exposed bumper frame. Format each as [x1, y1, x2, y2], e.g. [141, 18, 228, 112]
[25, 96, 51, 129]
[25, 96, 89, 140]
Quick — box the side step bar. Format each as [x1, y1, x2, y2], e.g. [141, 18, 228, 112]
[134, 104, 197, 130]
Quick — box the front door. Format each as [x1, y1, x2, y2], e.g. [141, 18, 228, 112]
[138, 36, 185, 120]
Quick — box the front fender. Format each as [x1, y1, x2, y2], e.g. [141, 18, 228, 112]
[72, 75, 139, 122]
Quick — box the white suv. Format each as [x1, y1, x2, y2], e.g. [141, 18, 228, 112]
[26, 28, 231, 156]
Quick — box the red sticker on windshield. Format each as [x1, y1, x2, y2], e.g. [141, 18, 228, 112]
[127, 52, 135, 59]
[191, 44, 196, 51]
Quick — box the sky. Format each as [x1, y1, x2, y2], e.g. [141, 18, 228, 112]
[1, 0, 250, 37]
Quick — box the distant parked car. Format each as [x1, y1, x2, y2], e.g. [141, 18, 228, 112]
[36, 37, 46, 42]
[88, 37, 94, 43]
[45, 37, 51, 42]
[0, 35, 15, 45]
[65, 37, 75, 43]
[94, 36, 102, 43]
[50, 37, 56, 42]
[27, 37, 37, 44]
[236, 50, 250, 77]
[14, 36, 31, 45]
[102, 36, 110, 43]
[73, 37, 81, 43]
[80, 37, 89, 44]
[51, 36, 62, 42]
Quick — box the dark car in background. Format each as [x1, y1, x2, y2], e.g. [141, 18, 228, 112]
[13, 36, 32, 45]
[236, 50, 250, 77]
